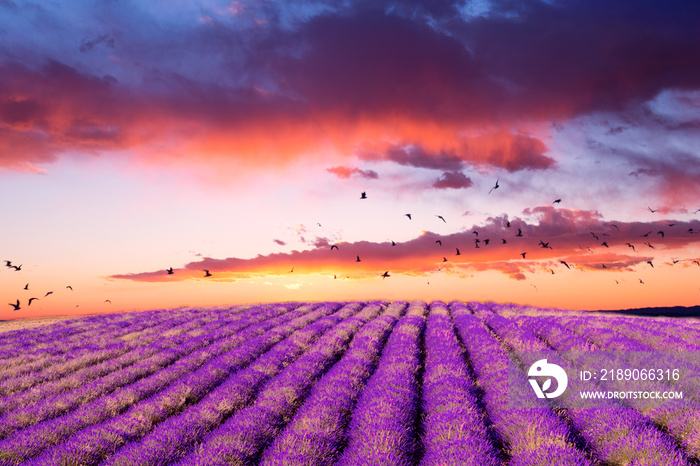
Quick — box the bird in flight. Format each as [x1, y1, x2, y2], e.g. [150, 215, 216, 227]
[391, 241, 396, 246]
[693, 261, 700, 267]
[538, 240, 552, 249]
[560, 261, 571, 269]
[167, 267, 174, 274]
[28, 298, 39, 306]
[435, 240, 442, 246]
[204, 270, 212, 277]
[626, 243, 636, 252]
[506, 221, 511, 228]
[474, 239, 481, 248]
[443, 257, 448, 262]
[23, 284, 28, 290]
[520, 252, 527, 259]
[647, 261, 654, 268]
[473, 230, 479, 237]
[644, 242, 654, 249]
[105, 300, 111, 304]
[381, 271, 390, 279]
[641, 231, 652, 237]
[330, 245, 339, 251]
[502, 238, 507, 244]
[648, 207, 658, 213]
[44, 291, 53, 297]
[360, 192, 367, 199]
[66, 286, 73, 291]
[355, 256, 361, 262]
[456, 248, 461, 256]
[610, 224, 620, 231]
[590, 232, 599, 240]
[553, 199, 561, 204]
[288, 267, 294, 273]
[11, 264, 21, 271]
[657, 231, 665, 238]
[601, 241, 609, 248]
[639, 279, 645, 284]
[8, 300, 20, 311]
[4, 260, 11, 268]
[516, 228, 523, 237]
[405, 214, 412, 220]
[436, 215, 446, 223]
[484, 239, 490, 246]
[488, 178, 500, 194]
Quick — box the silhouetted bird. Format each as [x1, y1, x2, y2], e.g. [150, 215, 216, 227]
[405, 214, 412, 220]
[289, 267, 294, 273]
[641, 231, 652, 237]
[550, 269, 555, 274]
[644, 242, 654, 249]
[474, 239, 480, 248]
[436, 215, 446, 223]
[23, 284, 28, 290]
[694, 261, 700, 266]
[647, 261, 654, 268]
[611, 224, 620, 231]
[330, 245, 339, 250]
[488, 178, 500, 194]
[672, 259, 681, 264]
[105, 300, 111, 304]
[657, 231, 665, 238]
[553, 199, 561, 204]
[639, 279, 645, 284]
[560, 261, 570, 269]
[615, 280, 619, 284]
[648, 207, 658, 213]
[516, 229, 523, 237]
[4, 260, 11, 268]
[539, 241, 551, 249]
[590, 232, 599, 240]
[204, 270, 212, 277]
[502, 238, 507, 244]
[12, 265, 21, 271]
[9, 300, 20, 311]
[443, 257, 448, 262]
[506, 221, 511, 228]
[456, 248, 461, 256]
[391, 241, 396, 246]
[381, 271, 390, 279]
[28, 298, 39, 306]
[333, 274, 337, 279]
[484, 239, 490, 246]
[601, 264, 607, 269]
[626, 243, 636, 252]
[360, 192, 367, 199]
[356, 256, 361, 262]
[167, 267, 174, 274]
[435, 240, 442, 246]
[44, 291, 53, 297]
[66, 286, 73, 291]
[601, 241, 609, 248]
[689, 229, 695, 234]
[520, 252, 527, 259]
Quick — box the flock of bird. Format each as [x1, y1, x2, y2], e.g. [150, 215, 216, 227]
[163, 183, 699, 288]
[7, 181, 698, 311]
[4, 260, 112, 311]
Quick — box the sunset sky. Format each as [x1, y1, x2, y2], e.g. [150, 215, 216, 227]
[2, 0, 700, 318]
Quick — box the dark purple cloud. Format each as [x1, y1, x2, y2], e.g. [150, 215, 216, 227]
[432, 171, 473, 189]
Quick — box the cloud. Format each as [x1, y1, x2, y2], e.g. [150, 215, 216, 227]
[79, 35, 115, 53]
[326, 166, 378, 179]
[432, 171, 473, 189]
[111, 207, 700, 282]
[1, 0, 698, 179]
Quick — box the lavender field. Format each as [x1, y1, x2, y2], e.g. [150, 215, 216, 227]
[0, 301, 699, 465]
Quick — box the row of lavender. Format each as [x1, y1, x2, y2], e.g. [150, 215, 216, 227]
[0, 301, 698, 464]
